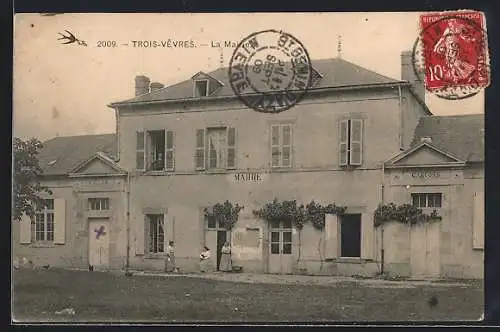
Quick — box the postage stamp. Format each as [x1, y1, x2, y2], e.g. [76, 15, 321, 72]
[413, 10, 490, 100]
[228, 29, 312, 113]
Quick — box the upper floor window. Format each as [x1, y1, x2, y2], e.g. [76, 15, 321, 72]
[136, 129, 175, 172]
[88, 198, 110, 211]
[32, 199, 54, 242]
[271, 124, 293, 168]
[412, 193, 442, 208]
[339, 119, 363, 167]
[194, 80, 209, 97]
[195, 127, 236, 170]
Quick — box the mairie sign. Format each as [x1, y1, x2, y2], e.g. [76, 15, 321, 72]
[228, 172, 267, 184]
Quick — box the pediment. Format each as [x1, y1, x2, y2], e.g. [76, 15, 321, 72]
[69, 153, 126, 177]
[386, 142, 465, 168]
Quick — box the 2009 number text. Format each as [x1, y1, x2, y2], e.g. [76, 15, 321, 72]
[97, 40, 118, 48]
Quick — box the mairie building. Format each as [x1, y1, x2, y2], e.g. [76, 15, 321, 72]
[13, 51, 484, 279]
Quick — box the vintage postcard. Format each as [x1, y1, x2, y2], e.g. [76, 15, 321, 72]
[12, 12, 486, 323]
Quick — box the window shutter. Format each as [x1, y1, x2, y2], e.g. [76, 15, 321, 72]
[136, 131, 145, 170]
[473, 191, 484, 249]
[136, 216, 145, 255]
[324, 213, 339, 259]
[195, 129, 205, 170]
[271, 125, 280, 167]
[227, 127, 236, 169]
[282, 125, 292, 167]
[349, 119, 363, 166]
[339, 120, 348, 166]
[361, 213, 375, 259]
[165, 130, 175, 171]
[19, 214, 32, 244]
[53, 199, 66, 244]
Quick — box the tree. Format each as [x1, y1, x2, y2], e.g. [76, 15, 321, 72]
[13, 137, 52, 222]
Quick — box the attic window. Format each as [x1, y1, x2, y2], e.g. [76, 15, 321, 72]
[47, 160, 57, 166]
[194, 80, 209, 97]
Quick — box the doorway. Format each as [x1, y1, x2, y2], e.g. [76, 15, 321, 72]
[340, 214, 362, 258]
[216, 231, 227, 271]
[410, 221, 440, 277]
[268, 220, 293, 274]
[88, 219, 110, 269]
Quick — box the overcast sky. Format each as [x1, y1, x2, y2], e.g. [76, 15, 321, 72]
[13, 12, 484, 141]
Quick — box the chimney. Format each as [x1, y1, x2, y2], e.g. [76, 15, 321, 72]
[420, 136, 432, 143]
[401, 51, 425, 102]
[150, 82, 165, 92]
[135, 75, 151, 96]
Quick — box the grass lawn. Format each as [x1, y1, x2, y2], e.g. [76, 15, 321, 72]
[12, 269, 483, 323]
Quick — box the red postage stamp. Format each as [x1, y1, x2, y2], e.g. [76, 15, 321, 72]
[418, 11, 490, 99]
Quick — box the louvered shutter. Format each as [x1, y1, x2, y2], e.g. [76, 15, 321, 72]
[324, 213, 339, 259]
[136, 131, 145, 170]
[195, 129, 205, 170]
[136, 216, 145, 255]
[19, 214, 32, 244]
[271, 125, 280, 167]
[339, 120, 348, 166]
[53, 199, 66, 244]
[165, 130, 175, 171]
[349, 119, 363, 166]
[361, 213, 375, 259]
[282, 125, 292, 167]
[227, 127, 236, 169]
[473, 191, 484, 249]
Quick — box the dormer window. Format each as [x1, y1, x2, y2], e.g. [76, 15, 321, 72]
[194, 80, 209, 97]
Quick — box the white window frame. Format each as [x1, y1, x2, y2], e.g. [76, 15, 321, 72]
[146, 214, 165, 254]
[194, 79, 210, 97]
[411, 193, 443, 208]
[339, 118, 363, 167]
[270, 123, 293, 168]
[32, 199, 55, 242]
[88, 198, 110, 211]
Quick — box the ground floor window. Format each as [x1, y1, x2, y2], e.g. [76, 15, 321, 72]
[146, 214, 164, 253]
[32, 199, 55, 242]
[269, 220, 292, 255]
[340, 214, 361, 258]
[412, 193, 442, 208]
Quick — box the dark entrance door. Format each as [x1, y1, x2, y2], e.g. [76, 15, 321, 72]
[340, 214, 362, 258]
[216, 231, 227, 271]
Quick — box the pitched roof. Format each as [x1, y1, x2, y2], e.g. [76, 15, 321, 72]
[111, 58, 403, 106]
[410, 114, 484, 162]
[38, 134, 116, 176]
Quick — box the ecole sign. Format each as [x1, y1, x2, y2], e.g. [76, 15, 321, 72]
[410, 171, 440, 178]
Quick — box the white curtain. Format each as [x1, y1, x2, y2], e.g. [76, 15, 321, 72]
[207, 129, 226, 168]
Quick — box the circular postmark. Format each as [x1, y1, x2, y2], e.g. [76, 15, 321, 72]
[228, 30, 313, 113]
[412, 13, 490, 100]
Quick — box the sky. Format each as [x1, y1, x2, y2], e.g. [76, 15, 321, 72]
[13, 12, 485, 141]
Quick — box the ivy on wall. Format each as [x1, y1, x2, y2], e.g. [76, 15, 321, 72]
[373, 203, 442, 228]
[252, 199, 306, 229]
[304, 201, 347, 231]
[204, 200, 244, 231]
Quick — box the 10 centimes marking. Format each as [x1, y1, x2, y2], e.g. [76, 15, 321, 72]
[412, 11, 490, 100]
[228, 30, 313, 113]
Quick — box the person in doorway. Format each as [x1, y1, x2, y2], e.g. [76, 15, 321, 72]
[164, 241, 176, 273]
[219, 241, 232, 272]
[199, 246, 213, 273]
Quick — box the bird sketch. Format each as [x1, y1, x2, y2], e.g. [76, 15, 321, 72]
[57, 30, 87, 46]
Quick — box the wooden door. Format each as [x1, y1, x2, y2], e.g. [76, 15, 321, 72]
[268, 220, 293, 274]
[410, 222, 440, 277]
[88, 219, 110, 268]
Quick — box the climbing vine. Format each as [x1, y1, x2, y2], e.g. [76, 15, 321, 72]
[304, 200, 347, 231]
[252, 198, 306, 230]
[373, 203, 442, 227]
[204, 200, 244, 231]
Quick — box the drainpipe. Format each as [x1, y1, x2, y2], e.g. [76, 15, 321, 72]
[398, 85, 404, 150]
[380, 162, 385, 275]
[125, 171, 131, 274]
